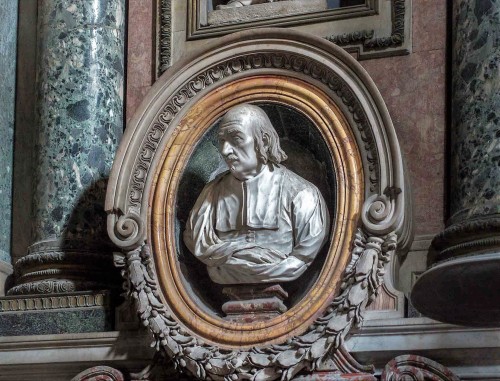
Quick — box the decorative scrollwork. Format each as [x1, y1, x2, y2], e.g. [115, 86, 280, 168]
[361, 193, 402, 236]
[326, 30, 374, 46]
[116, 229, 397, 381]
[364, 0, 406, 49]
[157, 0, 172, 77]
[108, 211, 145, 250]
[326, 0, 406, 51]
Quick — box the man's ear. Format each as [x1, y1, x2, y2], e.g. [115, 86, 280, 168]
[262, 133, 270, 151]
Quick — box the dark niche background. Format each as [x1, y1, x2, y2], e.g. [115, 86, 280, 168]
[175, 103, 336, 317]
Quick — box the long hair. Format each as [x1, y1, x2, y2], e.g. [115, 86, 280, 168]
[220, 104, 288, 164]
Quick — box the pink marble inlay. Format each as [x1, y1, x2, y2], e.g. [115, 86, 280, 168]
[361, 0, 447, 235]
[126, 0, 155, 125]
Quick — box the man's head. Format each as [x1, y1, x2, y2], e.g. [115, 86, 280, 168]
[217, 104, 287, 181]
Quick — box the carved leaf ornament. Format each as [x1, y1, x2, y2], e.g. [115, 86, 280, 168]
[106, 29, 411, 380]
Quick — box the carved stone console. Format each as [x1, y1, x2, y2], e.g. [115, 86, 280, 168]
[106, 29, 412, 380]
[381, 355, 460, 381]
[72, 366, 124, 381]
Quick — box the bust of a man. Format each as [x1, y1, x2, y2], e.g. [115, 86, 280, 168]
[183, 104, 329, 284]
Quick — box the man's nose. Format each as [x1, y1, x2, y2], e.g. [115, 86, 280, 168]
[221, 141, 233, 156]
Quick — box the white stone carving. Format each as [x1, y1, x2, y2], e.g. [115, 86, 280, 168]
[183, 104, 329, 285]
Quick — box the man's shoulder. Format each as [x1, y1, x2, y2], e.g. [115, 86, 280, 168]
[280, 165, 317, 189]
[279, 165, 320, 197]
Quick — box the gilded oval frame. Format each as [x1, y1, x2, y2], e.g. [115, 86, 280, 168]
[150, 75, 363, 348]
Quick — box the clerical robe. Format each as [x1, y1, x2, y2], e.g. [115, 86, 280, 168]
[183, 164, 329, 284]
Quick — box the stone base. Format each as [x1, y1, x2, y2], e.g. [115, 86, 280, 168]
[412, 252, 500, 327]
[0, 260, 13, 296]
[222, 284, 288, 323]
[8, 240, 120, 296]
[0, 291, 114, 336]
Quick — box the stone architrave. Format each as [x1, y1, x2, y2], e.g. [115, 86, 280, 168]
[7, 0, 125, 296]
[411, 0, 500, 327]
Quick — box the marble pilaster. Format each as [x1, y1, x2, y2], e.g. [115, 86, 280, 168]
[0, 2, 18, 294]
[412, 0, 500, 326]
[8, 0, 125, 295]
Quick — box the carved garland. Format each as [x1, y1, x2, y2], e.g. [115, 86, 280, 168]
[127, 52, 379, 215]
[114, 229, 397, 381]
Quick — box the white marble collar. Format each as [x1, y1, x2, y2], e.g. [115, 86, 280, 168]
[215, 164, 284, 232]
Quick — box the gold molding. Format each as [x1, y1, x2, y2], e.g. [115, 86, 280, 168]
[151, 75, 363, 348]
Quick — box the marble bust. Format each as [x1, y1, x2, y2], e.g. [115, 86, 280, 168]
[183, 104, 329, 285]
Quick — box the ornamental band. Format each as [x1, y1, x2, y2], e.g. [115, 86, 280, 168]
[183, 104, 329, 284]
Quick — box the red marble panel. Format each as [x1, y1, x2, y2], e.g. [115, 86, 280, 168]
[126, 0, 155, 125]
[413, 0, 447, 53]
[359, 0, 447, 236]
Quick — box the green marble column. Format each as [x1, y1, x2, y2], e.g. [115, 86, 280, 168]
[0, 2, 18, 294]
[8, 0, 125, 295]
[412, 0, 500, 326]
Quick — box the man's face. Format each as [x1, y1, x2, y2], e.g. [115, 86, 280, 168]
[218, 119, 262, 181]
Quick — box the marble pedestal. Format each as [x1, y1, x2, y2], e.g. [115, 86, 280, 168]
[222, 284, 288, 323]
[0, 291, 114, 336]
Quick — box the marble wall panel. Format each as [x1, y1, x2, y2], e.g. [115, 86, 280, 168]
[0, 2, 18, 263]
[126, 0, 154, 124]
[361, 0, 447, 235]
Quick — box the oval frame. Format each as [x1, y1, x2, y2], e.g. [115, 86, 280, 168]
[152, 75, 363, 347]
[106, 28, 411, 379]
